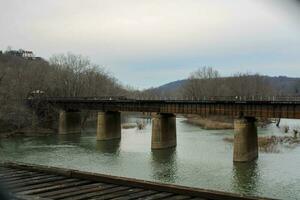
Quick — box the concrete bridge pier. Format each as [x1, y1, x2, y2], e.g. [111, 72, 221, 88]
[152, 113, 177, 149]
[58, 110, 81, 134]
[233, 117, 258, 162]
[97, 111, 121, 140]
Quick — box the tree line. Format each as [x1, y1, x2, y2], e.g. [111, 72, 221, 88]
[0, 52, 299, 133]
[139, 67, 300, 99]
[181, 67, 274, 99]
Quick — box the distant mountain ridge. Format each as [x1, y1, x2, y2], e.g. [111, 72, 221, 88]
[156, 79, 187, 93]
[154, 76, 300, 95]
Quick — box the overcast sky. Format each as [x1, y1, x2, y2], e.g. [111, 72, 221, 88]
[1, 0, 300, 88]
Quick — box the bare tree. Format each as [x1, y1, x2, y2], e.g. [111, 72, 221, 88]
[223, 73, 274, 97]
[181, 66, 221, 99]
[48, 53, 126, 97]
[293, 80, 300, 95]
[180, 67, 274, 99]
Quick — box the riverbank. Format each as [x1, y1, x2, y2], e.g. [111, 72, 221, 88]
[122, 123, 137, 129]
[0, 127, 54, 138]
[182, 115, 233, 130]
[224, 135, 300, 153]
[183, 115, 272, 130]
[0, 121, 144, 138]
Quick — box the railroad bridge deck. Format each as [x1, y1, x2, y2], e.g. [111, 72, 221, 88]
[0, 162, 275, 200]
[29, 97, 300, 119]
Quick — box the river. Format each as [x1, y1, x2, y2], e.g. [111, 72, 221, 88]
[0, 118, 300, 199]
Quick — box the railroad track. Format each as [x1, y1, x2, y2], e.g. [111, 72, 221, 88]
[0, 162, 276, 200]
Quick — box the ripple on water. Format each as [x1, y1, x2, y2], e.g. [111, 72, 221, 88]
[0, 118, 300, 200]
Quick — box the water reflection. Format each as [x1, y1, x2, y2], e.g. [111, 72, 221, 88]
[151, 148, 178, 183]
[232, 161, 260, 195]
[56, 133, 82, 144]
[96, 139, 121, 154]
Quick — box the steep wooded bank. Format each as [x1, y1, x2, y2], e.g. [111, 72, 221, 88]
[0, 53, 127, 133]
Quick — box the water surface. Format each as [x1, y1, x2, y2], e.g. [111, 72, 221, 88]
[0, 118, 300, 199]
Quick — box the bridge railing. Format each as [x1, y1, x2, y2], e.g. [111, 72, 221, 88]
[27, 95, 300, 102]
[133, 96, 300, 102]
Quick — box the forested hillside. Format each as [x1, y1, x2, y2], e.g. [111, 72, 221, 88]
[144, 68, 300, 98]
[0, 53, 126, 132]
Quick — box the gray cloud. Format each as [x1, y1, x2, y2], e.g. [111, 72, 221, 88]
[1, 0, 300, 88]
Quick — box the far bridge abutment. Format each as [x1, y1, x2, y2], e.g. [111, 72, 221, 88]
[58, 110, 82, 134]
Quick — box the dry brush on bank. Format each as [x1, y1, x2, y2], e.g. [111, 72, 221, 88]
[182, 115, 271, 130]
[183, 115, 234, 130]
[224, 135, 300, 153]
